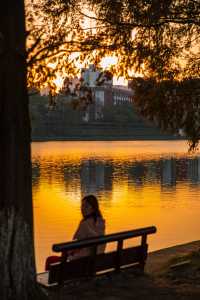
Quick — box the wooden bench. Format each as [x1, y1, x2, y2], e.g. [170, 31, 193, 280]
[37, 226, 156, 287]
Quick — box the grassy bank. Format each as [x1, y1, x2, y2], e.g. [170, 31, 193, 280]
[30, 94, 184, 142]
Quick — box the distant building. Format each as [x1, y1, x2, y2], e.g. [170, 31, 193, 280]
[81, 64, 113, 87]
[81, 65, 100, 87]
[112, 85, 134, 105]
[81, 65, 134, 121]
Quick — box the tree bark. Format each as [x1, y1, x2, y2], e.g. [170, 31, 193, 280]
[0, 1, 46, 299]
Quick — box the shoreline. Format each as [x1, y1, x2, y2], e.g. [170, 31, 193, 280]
[32, 136, 185, 142]
[146, 240, 200, 274]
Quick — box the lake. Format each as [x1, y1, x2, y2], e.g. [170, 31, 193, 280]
[32, 141, 200, 272]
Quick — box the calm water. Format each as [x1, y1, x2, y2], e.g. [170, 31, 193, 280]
[32, 141, 200, 272]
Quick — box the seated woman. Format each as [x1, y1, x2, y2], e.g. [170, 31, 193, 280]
[45, 194, 105, 271]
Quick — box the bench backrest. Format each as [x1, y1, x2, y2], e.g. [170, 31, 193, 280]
[49, 226, 156, 284]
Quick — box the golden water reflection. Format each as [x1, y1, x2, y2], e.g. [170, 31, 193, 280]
[32, 141, 200, 272]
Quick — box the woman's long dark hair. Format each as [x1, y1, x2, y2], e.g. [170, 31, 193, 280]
[82, 194, 103, 222]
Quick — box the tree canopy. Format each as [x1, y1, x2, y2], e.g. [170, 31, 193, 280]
[26, 0, 200, 148]
[27, 0, 200, 79]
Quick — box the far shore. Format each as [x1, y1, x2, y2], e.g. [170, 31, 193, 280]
[32, 135, 185, 142]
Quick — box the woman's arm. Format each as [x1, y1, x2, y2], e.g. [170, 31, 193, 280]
[73, 220, 87, 240]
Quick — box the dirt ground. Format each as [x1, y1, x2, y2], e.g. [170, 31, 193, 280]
[46, 240, 200, 300]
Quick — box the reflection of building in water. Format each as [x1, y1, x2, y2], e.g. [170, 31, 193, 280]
[128, 162, 147, 187]
[43, 162, 65, 186]
[63, 164, 81, 193]
[175, 158, 188, 181]
[80, 160, 113, 195]
[187, 157, 200, 184]
[32, 161, 40, 192]
[145, 160, 160, 183]
[199, 157, 200, 182]
[161, 158, 176, 187]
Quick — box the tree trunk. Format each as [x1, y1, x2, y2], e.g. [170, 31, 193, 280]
[0, 2, 46, 300]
